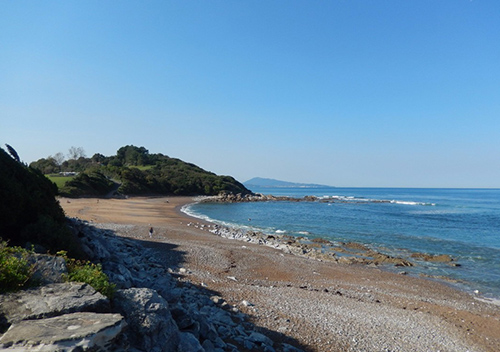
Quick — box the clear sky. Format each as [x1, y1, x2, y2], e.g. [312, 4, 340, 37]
[1, 1, 499, 188]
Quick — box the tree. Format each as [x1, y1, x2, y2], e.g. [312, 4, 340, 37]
[52, 152, 65, 166]
[116, 145, 150, 166]
[68, 146, 86, 160]
[29, 157, 58, 174]
[91, 153, 106, 164]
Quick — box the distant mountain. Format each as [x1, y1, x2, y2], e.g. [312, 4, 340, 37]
[244, 177, 333, 188]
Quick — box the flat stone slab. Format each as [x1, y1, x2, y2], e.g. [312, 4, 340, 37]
[0, 282, 110, 326]
[0, 312, 125, 351]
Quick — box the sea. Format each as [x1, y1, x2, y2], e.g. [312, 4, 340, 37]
[183, 187, 500, 300]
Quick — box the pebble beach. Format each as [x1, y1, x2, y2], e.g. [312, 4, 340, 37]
[61, 196, 500, 352]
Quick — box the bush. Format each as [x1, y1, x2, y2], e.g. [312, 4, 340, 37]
[57, 251, 115, 298]
[0, 240, 33, 293]
[20, 215, 84, 258]
[59, 171, 117, 198]
[0, 148, 75, 254]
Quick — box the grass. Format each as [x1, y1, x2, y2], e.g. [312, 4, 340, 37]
[129, 165, 154, 171]
[46, 174, 75, 188]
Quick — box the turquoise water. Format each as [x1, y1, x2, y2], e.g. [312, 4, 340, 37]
[185, 188, 500, 299]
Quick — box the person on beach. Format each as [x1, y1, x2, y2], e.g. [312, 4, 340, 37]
[149, 227, 153, 238]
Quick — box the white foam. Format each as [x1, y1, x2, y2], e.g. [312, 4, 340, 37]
[474, 296, 500, 307]
[322, 195, 434, 206]
[391, 200, 424, 206]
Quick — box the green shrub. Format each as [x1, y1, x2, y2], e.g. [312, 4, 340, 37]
[0, 240, 33, 293]
[57, 251, 115, 298]
[0, 147, 76, 254]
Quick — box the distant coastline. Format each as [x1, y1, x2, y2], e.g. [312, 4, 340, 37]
[244, 177, 334, 189]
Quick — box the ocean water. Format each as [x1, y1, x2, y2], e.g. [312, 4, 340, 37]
[184, 188, 500, 299]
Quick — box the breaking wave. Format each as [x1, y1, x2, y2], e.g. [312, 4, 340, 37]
[319, 195, 435, 206]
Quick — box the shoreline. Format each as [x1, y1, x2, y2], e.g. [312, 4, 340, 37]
[60, 196, 500, 351]
[182, 197, 500, 302]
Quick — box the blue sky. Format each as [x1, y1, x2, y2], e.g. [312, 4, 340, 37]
[1, 1, 499, 188]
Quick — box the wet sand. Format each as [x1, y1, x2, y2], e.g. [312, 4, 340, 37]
[61, 196, 500, 351]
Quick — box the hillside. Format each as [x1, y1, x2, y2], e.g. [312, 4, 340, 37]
[0, 146, 82, 255]
[30, 145, 251, 197]
[244, 177, 332, 189]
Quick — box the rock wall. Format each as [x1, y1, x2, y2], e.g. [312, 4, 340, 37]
[0, 219, 302, 352]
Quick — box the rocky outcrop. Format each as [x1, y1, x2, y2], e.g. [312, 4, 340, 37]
[1, 218, 299, 351]
[203, 223, 416, 268]
[27, 254, 68, 285]
[0, 283, 110, 326]
[410, 252, 453, 262]
[204, 193, 314, 203]
[0, 312, 125, 351]
[113, 288, 179, 352]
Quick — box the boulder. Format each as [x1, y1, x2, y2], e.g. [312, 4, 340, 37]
[248, 331, 274, 346]
[177, 332, 204, 352]
[0, 312, 125, 351]
[0, 283, 110, 327]
[411, 252, 453, 262]
[113, 287, 179, 352]
[27, 254, 68, 285]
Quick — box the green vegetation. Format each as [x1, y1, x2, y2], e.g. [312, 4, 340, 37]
[59, 171, 117, 197]
[30, 145, 252, 197]
[0, 147, 83, 257]
[0, 238, 114, 297]
[0, 145, 112, 296]
[58, 251, 115, 298]
[46, 174, 75, 188]
[0, 240, 33, 293]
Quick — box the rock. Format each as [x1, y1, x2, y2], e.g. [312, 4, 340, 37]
[199, 319, 218, 341]
[212, 311, 236, 327]
[0, 312, 125, 351]
[202, 338, 216, 352]
[248, 331, 274, 346]
[344, 242, 370, 252]
[113, 287, 179, 352]
[410, 253, 453, 262]
[0, 283, 110, 326]
[178, 332, 204, 352]
[210, 295, 224, 304]
[282, 343, 305, 352]
[368, 251, 413, 267]
[430, 254, 453, 262]
[27, 254, 68, 285]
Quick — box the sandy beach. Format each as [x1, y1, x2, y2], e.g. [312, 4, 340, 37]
[61, 196, 500, 352]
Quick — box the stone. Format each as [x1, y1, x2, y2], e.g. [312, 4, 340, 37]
[199, 319, 218, 341]
[202, 338, 216, 352]
[282, 342, 305, 352]
[177, 332, 204, 352]
[0, 283, 110, 326]
[211, 311, 236, 326]
[248, 331, 274, 346]
[0, 312, 125, 351]
[27, 254, 68, 285]
[410, 252, 453, 262]
[113, 287, 179, 352]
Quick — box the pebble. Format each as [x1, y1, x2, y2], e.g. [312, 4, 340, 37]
[71, 219, 296, 352]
